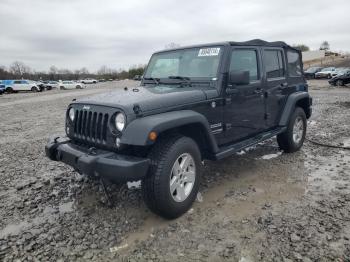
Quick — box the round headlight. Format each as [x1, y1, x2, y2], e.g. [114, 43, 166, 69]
[68, 108, 75, 121]
[115, 113, 126, 131]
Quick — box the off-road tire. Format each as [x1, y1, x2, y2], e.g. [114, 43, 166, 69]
[277, 107, 307, 153]
[142, 135, 201, 219]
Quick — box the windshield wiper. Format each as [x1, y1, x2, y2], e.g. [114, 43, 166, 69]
[168, 75, 192, 86]
[143, 77, 160, 85]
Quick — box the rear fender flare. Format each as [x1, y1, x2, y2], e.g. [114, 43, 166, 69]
[279, 92, 311, 126]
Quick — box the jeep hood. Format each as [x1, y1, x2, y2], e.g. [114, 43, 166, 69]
[74, 85, 207, 114]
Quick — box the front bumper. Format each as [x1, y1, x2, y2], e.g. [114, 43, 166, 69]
[45, 137, 150, 183]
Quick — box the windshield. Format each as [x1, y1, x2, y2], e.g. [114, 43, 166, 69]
[144, 47, 222, 80]
[322, 67, 333, 71]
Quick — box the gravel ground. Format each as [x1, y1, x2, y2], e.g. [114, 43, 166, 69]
[0, 79, 349, 261]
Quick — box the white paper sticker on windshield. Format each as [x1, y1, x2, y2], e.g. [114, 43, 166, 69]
[198, 47, 220, 57]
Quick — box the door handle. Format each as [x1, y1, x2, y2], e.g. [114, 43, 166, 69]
[281, 82, 288, 87]
[279, 83, 288, 89]
[254, 88, 263, 94]
[226, 88, 239, 95]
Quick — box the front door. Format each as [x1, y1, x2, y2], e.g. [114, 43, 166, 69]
[12, 80, 23, 91]
[223, 47, 265, 143]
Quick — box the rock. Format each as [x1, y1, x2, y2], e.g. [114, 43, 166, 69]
[83, 252, 93, 259]
[197, 244, 205, 251]
[290, 233, 301, 242]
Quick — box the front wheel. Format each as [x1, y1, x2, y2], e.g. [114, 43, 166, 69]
[142, 135, 201, 219]
[336, 80, 344, 86]
[277, 107, 307, 153]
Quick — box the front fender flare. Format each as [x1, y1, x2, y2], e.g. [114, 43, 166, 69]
[120, 110, 219, 153]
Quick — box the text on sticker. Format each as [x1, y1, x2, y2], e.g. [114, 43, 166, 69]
[198, 48, 220, 57]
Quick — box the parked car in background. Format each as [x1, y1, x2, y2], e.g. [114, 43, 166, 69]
[81, 79, 97, 84]
[0, 84, 5, 95]
[59, 81, 84, 90]
[315, 67, 336, 79]
[36, 81, 46, 91]
[331, 68, 350, 78]
[133, 75, 142, 81]
[5, 80, 41, 92]
[329, 72, 350, 86]
[45, 81, 60, 90]
[304, 67, 323, 79]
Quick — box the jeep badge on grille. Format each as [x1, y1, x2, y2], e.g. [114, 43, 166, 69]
[83, 105, 90, 110]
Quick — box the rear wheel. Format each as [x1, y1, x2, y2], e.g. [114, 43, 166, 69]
[142, 135, 201, 219]
[277, 107, 306, 153]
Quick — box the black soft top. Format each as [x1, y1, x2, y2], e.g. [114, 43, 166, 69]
[156, 39, 298, 54]
[229, 39, 295, 49]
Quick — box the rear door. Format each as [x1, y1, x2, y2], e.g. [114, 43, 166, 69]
[223, 47, 265, 143]
[23, 81, 31, 91]
[262, 48, 288, 128]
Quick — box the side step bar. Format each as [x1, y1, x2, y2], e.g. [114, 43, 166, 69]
[214, 127, 286, 160]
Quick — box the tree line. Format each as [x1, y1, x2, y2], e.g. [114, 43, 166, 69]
[0, 62, 146, 81]
[292, 41, 331, 52]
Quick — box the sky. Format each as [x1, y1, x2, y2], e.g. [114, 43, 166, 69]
[0, 0, 349, 72]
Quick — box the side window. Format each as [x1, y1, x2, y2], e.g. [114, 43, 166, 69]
[14, 80, 21, 84]
[230, 49, 259, 81]
[264, 50, 285, 79]
[287, 50, 302, 77]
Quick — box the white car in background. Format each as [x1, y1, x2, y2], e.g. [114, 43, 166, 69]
[9, 80, 41, 92]
[81, 78, 97, 84]
[59, 81, 84, 90]
[44, 81, 60, 90]
[315, 67, 336, 79]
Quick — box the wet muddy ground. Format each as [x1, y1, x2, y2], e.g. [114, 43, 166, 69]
[0, 80, 349, 261]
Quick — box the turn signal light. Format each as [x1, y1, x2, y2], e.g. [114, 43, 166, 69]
[149, 131, 157, 141]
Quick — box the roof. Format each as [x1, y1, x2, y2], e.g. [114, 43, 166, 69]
[156, 39, 298, 53]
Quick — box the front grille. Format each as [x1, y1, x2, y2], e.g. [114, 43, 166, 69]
[73, 109, 109, 144]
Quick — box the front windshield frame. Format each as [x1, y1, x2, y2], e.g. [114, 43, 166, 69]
[143, 46, 224, 82]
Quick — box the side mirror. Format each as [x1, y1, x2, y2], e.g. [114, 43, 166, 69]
[229, 70, 250, 85]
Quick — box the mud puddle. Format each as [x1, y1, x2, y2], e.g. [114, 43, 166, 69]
[305, 152, 350, 196]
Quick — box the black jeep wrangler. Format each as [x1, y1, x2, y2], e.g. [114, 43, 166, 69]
[46, 39, 312, 219]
